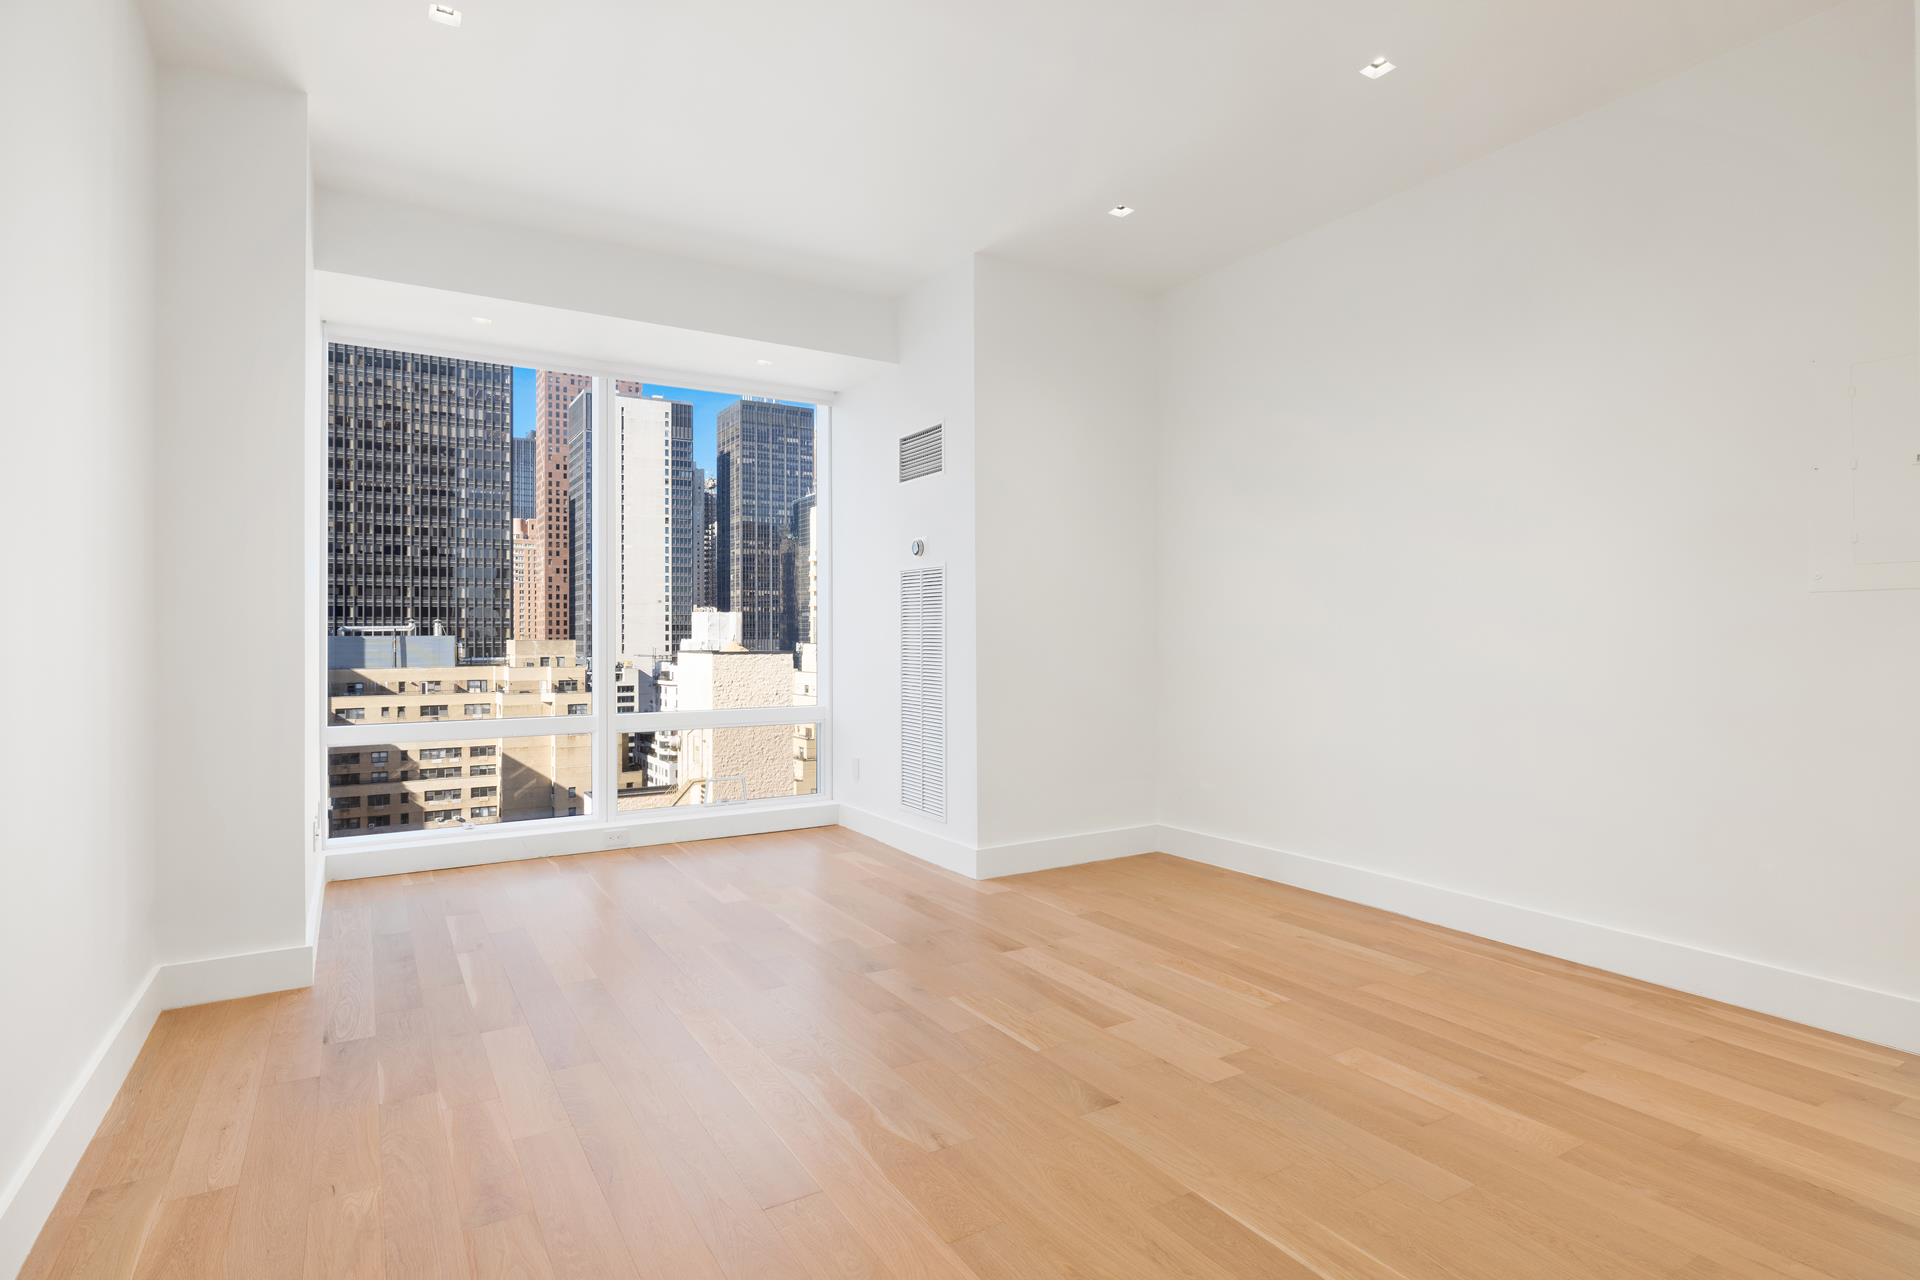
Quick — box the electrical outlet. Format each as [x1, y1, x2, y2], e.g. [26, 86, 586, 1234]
[604, 829, 628, 849]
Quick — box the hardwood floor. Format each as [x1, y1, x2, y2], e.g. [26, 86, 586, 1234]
[23, 826, 1920, 1279]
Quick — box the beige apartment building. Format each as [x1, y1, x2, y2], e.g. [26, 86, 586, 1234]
[617, 611, 819, 812]
[326, 637, 592, 836]
[511, 517, 540, 641]
[328, 618, 815, 836]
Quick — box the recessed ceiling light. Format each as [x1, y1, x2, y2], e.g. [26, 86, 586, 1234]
[470, 316, 491, 325]
[755, 358, 774, 366]
[427, 4, 462, 27]
[1360, 57, 1394, 79]
[1108, 205, 1134, 219]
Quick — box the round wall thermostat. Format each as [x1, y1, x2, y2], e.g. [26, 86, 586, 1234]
[909, 539, 926, 557]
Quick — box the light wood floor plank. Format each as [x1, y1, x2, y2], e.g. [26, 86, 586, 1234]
[129, 1185, 236, 1279]
[303, 1185, 383, 1279]
[376, 1092, 468, 1279]
[46, 1177, 167, 1279]
[512, 1126, 635, 1279]
[163, 996, 278, 1200]
[464, 1212, 554, 1279]
[221, 1076, 319, 1277]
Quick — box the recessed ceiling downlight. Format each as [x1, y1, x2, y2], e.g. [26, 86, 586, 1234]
[427, 4, 462, 27]
[1108, 205, 1135, 219]
[470, 316, 492, 325]
[1360, 57, 1394, 79]
[756, 358, 774, 366]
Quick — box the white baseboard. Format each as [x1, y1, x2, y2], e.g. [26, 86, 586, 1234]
[0, 968, 163, 1278]
[326, 798, 841, 881]
[832, 810, 1918, 1056]
[154, 942, 316, 1010]
[836, 808, 1166, 880]
[307, 851, 328, 947]
[1160, 825, 1920, 1056]
[975, 823, 1167, 878]
[836, 804, 980, 877]
[0, 938, 320, 1276]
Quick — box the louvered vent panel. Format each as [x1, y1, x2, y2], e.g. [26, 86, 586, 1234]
[899, 424, 943, 482]
[899, 565, 947, 821]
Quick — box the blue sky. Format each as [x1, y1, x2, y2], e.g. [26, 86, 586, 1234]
[641, 383, 743, 472]
[511, 368, 745, 472]
[510, 367, 537, 435]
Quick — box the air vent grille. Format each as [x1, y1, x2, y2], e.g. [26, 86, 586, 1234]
[899, 565, 947, 821]
[899, 424, 943, 482]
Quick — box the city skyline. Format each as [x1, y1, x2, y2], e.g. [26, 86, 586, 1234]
[512, 366, 807, 478]
[328, 342, 817, 685]
[323, 339, 822, 841]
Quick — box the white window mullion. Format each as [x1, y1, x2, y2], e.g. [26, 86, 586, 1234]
[591, 374, 615, 826]
[813, 403, 833, 801]
[611, 706, 818, 733]
[323, 714, 591, 748]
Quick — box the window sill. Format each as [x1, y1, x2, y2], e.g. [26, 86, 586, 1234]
[323, 796, 839, 881]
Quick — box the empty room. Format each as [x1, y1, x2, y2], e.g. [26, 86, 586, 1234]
[3, 0, 1918, 1277]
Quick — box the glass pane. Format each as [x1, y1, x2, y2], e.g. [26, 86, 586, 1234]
[615, 725, 818, 811]
[610, 387, 818, 716]
[327, 735, 591, 838]
[325, 345, 595, 722]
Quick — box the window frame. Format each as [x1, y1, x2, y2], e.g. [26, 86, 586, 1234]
[317, 323, 833, 857]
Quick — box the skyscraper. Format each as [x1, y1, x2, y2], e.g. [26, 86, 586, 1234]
[567, 389, 593, 657]
[511, 517, 539, 639]
[715, 400, 815, 652]
[529, 369, 591, 640]
[511, 434, 536, 520]
[610, 394, 695, 666]
[531, 371, 643, 643]
[694, 470, 717, 609]
[325, 342, 512, 660]
[791, 491, 817, 646]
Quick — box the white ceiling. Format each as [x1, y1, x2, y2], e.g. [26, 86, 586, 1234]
[141, 0, 1838, 295]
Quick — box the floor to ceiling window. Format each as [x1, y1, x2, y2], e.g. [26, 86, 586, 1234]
[320, 337, 826, 850]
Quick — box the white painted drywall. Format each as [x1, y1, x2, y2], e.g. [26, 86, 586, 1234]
[973, 256, 1158, 847]
[831, 261, 982, 853]
[153, 69, 315, 968]
[314, 189, 897, 364]
[0, 0, 160, 1264]
[1154, 0, 1920, 1008]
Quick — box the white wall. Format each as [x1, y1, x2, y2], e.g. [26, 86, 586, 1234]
[831, 261, 982, 865]
[315, 189, 897, 364]
[1155, 0, 1920, 1028]
[154, 69, 315, 968]
[305, 158, 327, 936]
[831, 255, 1159, 873]
[0, 0, 159, 1265]
[973, 257, 1157, 848]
